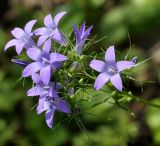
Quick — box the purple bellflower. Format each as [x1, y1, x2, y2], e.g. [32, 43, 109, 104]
[4, 20, 37, 54]
[37, 96, 71, 128]
[34, 12, 67, 46]
[22, 39, 67, 85]
[72, 22, 93, 56]
[27, 73, 61, 98]
[27, 73, 70, 128]
[11, 59, 29, 67]
[90, 46, 135, 92]
[132, 56, 138, 64]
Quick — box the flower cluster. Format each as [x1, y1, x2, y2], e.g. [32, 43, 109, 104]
[4, 11, 136, 128]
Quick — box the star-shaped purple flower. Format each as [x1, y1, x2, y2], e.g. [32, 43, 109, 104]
[27, 73, 61, 98]
[37, 96, 71, 128]
[22, 39, 67, 85]
[4, 20, 37, 54]
[34, 12, 67, 46]
[72, 22, 93, 56]
[90, 46, 135, 92]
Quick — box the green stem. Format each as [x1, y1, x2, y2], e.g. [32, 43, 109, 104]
[120, 93, 160, 108]
[83, 71, 95, 80]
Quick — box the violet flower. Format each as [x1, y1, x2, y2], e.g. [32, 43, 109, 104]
[90, 46, 135, 92]
[34, 12, 67, 46]
[11, 59, 29, 67]
[132, 56, 138, 64]
[72, 22, 93, 56]
[37, 96, 71, 128]
[22, 39, 67, 85]
[4, 20, 37, 54]
[27, 73, 61, 98]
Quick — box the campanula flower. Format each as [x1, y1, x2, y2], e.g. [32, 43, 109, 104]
[72, 22, 93, 56]
[22, 39, 67, 85]
[90, 46, 135, 91]
[37, 96, 71, 128]
[11, 59, 29, 67]
[132, 56, 138, 64]
[4, 20, 37, 54]
[34, 12, 67, 46]
[27, 73, 61, 98]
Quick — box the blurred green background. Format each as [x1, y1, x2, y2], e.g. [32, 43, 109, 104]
[0, 0, 160, 146]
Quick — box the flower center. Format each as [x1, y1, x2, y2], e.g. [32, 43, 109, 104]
[43, 85, 50, 90]
[106, 66, 117, 75]
[46, 96, 59, 109]
[42, 57, 50, 65]
[20, 34, 29, 43]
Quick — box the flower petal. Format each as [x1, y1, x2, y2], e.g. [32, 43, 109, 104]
[24, 20, 37, 34]
[105, 46, 115, 62]
[48, 87, 59, 98]
[27, 86, 47, 96]
[45, 109, 55, 128]
[72, 24, 80, 43]
[11, 59, 29, 67]
[31, 73, 41, 84]
[131, 57, 138, 64]
[11, 28, 24, 39]
[94, 72, 110, 90]
[117, 61, 135, 72]
[75, 42, 84, 56]
[90, 60, 105, 72]
[56, 99, 71, 113]
[34, 27, 48, 36]
[42, 38, 51, 54]
[26, 47, 42, 61]
[22, 62, 43, 77]
[52, 28, 67, 45]
[37, 35, 49, 46]
[24, 38, 36, 49]
[15, 43, 25, 55]
[50, 53, 67, 63]
[82, 25, 93, 39]
[44, 14, 54, 28]
[40, 66, 51, 85]
[4, 39, 18, 51]
[79, 22, 86, 37]
[110, 73, 122, 92]
[37, 97, 48, 114]
[51, 62, 62, 70]
[54, 11, 67, 26]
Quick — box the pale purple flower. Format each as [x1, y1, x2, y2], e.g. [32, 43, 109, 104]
[37, 96, 71, 128]
[4, 20, 37, 54]
[11, 59, 29, 67]
[34, 12, 67, 46]
[90, 46, 135, 92]
[132, 56, 138, 64]
[72, 22, 93, 56]
[22, 39, 67, 85]
[27, 73, 61, 98]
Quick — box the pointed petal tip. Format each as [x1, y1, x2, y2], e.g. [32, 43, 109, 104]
[26, 19, 37, 25]
[11, 28, 24, 39]
[94, 83, 101, 91]
[108, 45, 114, 48]
[57, 11, 67, 15]
[105, 45, 116, 62]
[107, 45, 115, 52]
[94, 87, 99, 91]
[4, 39, 18, 51]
